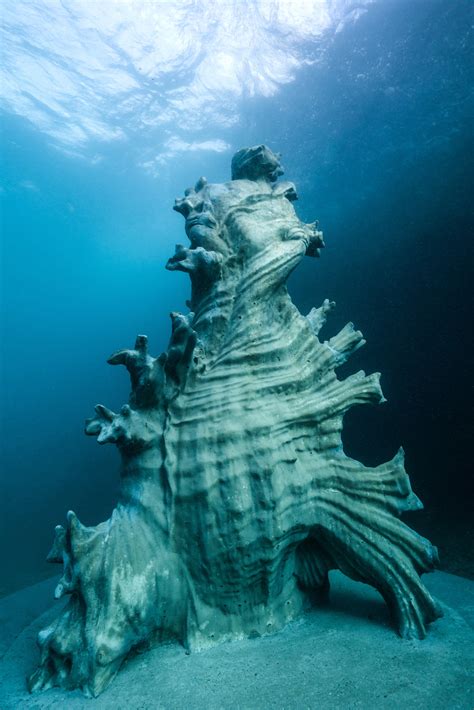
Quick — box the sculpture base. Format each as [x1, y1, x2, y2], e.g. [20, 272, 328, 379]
[1, 572, 472, 709]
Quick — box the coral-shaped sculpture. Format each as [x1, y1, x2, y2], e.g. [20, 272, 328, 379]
[28, 145, 442, 698]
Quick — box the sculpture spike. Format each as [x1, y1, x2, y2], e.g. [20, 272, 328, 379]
[46, 524, 66, 563]
[95, 404, 115, 422]
[306, 299, 336, 336]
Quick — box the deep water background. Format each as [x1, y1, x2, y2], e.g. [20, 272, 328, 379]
[1, 0, 473, 596]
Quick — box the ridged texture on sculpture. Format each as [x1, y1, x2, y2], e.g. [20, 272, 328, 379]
[28, 146, 442, 698]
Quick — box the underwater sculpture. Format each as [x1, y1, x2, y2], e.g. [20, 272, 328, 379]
[28, 145, 442, 698]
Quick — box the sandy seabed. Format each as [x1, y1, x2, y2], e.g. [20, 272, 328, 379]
[0, 571, 472, 710]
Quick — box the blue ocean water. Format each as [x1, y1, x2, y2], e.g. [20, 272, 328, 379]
[0, 0, 472, 595]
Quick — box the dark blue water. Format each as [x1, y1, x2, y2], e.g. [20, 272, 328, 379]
[1, 0, 472, 595]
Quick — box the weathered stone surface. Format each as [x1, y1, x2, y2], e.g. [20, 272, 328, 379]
[28, 145, 441, 698]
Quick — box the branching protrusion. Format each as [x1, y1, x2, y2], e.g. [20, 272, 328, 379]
[327, 322, 366, 367]
[306, 227, 325, 257]
[85, 403, 158, 451]
[306, 299, 336, 336]
[51, 512, 82, 599]
[46, 524, 66, 564]
[108, 335, 164, 408]
[166, 244, 223, 284]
